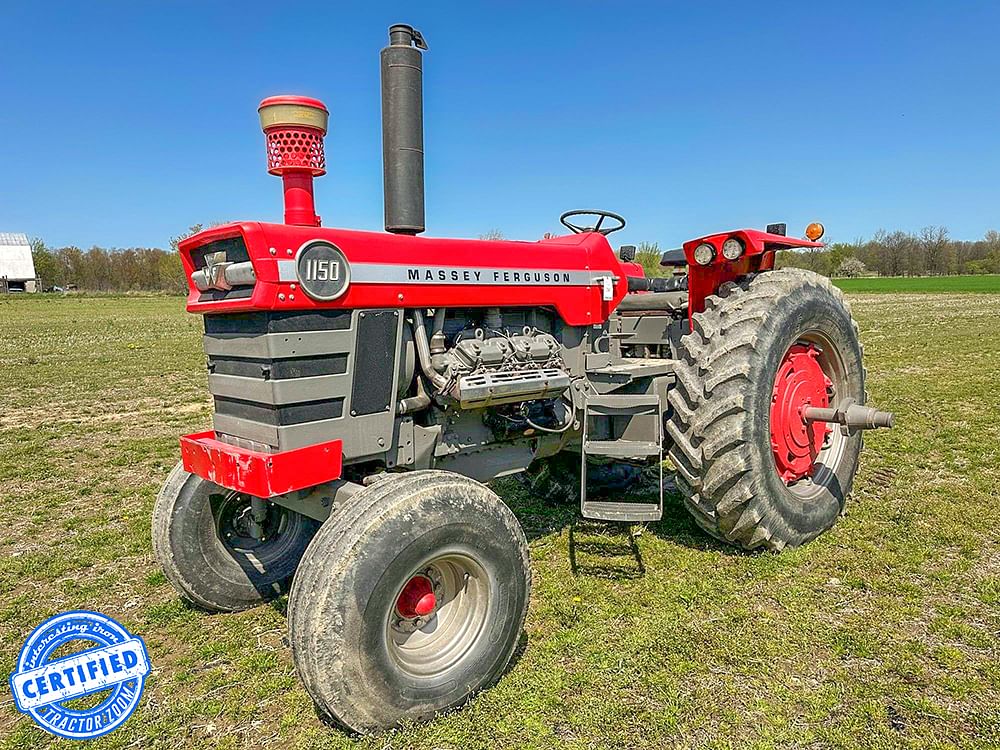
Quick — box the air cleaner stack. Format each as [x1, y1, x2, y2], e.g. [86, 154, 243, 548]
[258, 95, 329, 227]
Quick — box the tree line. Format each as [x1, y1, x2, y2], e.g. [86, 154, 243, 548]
[28, 227, 202, 293]
[27, 224, 1000, 292]
[634, 226, 1000, 279]
[776, 226, 1000, 277]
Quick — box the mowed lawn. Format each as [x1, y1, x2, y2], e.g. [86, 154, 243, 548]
[1, 292, 998, 750]
[833, 274, 1000, 294]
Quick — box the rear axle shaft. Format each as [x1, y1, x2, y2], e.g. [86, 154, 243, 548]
[804, 399, 895, 433]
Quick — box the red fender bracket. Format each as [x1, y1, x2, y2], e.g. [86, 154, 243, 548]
[180, 431, 343, 497]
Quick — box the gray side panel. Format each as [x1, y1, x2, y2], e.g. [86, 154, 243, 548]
[208, 372, 352, 404]
[205, 309, 404, 460]
[202, 328, 355, 359]
[614, 314, 674, 346]
[213, 412, 399, 457]
[213, 413, 280, 447]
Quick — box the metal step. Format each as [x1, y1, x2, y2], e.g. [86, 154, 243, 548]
[580, 389, 664, 523]
[582, 439, 660, 458]
[581, 500, 663, 523]
[584, 393, 660, 414]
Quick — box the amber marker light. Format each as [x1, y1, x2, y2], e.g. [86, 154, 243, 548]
[805, 222, 825, 241]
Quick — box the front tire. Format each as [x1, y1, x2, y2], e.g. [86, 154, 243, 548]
[287, 470, 531, 733]
[152, 462, 319, 612]
[667, 269, 865, 551]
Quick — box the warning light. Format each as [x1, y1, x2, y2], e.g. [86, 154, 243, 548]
[805, 222, 825, 241]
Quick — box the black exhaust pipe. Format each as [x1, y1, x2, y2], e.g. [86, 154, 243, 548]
[381, 24, 427, 235]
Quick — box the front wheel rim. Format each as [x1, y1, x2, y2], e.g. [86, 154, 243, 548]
[385, 553, 491, 679]
[213, 492, 293, 557]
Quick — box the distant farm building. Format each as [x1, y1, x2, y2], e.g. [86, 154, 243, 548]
[0, 233, 39, 292]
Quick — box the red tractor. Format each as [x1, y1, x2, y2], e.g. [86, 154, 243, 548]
[152, 24, 893, 732]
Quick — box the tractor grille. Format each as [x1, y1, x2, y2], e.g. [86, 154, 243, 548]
[201, 308, 401, 459]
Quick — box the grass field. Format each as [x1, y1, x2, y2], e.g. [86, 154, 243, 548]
[1, 292, 998, 749]
[831, 274, 1000, 294]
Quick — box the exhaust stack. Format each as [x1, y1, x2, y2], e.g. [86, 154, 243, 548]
[381, 24, 427, 235]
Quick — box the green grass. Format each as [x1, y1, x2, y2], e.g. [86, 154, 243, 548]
[1, 292, 999, 749]
[832, 274, 1000, 294]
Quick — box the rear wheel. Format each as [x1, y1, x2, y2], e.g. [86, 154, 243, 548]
[666, 269, 865, 551]
[152, 462, 319, 612]
[288, 470, 530, 732]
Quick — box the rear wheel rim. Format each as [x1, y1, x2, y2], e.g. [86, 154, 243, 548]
[386, 553, 490, 679]
[769, 331, 849, 497]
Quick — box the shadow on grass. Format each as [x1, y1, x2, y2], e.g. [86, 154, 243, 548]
[493, 468, 750, 573]
[568, 520, 646, 579]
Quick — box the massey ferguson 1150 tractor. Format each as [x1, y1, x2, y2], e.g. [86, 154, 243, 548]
[152, 24, 894, 732]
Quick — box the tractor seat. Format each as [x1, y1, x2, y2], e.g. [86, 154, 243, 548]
[617, 274, 687, 313]
[660, 247, 687, 267]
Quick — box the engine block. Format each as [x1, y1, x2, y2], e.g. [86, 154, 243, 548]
[436, 327, 570, 408]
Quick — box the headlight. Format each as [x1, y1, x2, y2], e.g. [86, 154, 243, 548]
[721, 237, 745, 260]
[693, 243, 716, 266]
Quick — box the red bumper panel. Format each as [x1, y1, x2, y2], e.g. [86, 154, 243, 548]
[179, 431, 343, 498]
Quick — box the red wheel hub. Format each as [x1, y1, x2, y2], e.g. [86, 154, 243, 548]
[395, 574, 436, 619]
[770, 343, 832, 484]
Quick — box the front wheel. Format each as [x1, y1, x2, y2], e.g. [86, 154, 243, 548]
[288, 470, 530, 733]
[667, 269, 865, 551]
[151, 462, 319, 612]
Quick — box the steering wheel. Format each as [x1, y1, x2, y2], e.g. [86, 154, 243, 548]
[559, 209, 626, 236]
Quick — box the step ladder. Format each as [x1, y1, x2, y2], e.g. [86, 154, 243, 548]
[580, 393, 663, 522]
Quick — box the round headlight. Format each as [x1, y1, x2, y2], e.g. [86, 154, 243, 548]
[721, 237, 745, 260]
[693, 243, 716, 266]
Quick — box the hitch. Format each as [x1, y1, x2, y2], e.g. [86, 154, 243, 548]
[804, 398, 895, 436]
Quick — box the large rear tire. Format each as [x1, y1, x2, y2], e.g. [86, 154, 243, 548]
[666, 269, 865, 551]
[152, 462, 320, 612]
[287, 470, 530, 733]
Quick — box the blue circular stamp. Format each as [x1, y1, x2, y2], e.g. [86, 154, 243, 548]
[9, 610, 151, 740]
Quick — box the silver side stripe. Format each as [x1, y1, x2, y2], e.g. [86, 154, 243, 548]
[277, 260, 606, 286]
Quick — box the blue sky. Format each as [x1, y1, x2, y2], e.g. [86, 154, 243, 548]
[2, 1, 998, 250]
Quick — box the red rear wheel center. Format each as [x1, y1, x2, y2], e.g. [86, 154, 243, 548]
[395, 574, 436, 619]
[770, 343, 832, 484]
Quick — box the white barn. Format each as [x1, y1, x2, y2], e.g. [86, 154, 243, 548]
[0, 233, 38, 292]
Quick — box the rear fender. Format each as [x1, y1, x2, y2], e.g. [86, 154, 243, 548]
[683, 229, 823, 323]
